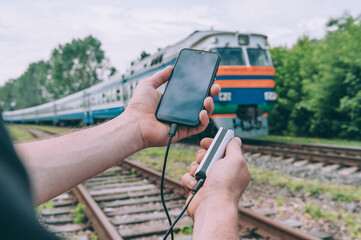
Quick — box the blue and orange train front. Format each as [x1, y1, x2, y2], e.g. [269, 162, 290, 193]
[211, 65, 276, 137]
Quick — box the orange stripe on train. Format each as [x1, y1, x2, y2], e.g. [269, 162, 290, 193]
[211, 114, 237, 118]
[217, 66, 275, 76]
[215, 80, 275, 88]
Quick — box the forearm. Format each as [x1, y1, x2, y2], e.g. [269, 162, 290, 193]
[15, 112, 143, 205]
[193, 197, 240, 240]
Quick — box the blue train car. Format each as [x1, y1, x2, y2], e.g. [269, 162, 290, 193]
[3, 30, 276, 137]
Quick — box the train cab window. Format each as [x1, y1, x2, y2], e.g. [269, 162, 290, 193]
[213, 48, 246, 65]
[247, 48, 272, 66]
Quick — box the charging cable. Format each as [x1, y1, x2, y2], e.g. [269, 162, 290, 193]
[161, 122, 207, 239]
[162, 126, 233, 239]
[163, 178, 204, 240]
[161, 123, 178, 240]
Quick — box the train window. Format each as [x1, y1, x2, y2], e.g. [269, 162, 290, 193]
[123, 85, 128, 101]
[247, 48, 272, 66]
[213, 48, 246, 65]
[150, 55, 163, 66]
[116, 89, 121, 101]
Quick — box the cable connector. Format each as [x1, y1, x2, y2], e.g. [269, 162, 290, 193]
[169, 123, 178, 137]
[193, 178, 205, 193]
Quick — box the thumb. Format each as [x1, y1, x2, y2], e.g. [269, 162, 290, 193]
[147, 65, 173, 88]
[225, 137, 243, 159]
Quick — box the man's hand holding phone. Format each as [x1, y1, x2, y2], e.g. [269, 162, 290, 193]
[123, 65, 221, 148]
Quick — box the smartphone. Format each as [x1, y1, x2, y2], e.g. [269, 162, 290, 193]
[156, 48, 221, 127]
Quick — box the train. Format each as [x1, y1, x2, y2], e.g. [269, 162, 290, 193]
[2, 30, 276, 137]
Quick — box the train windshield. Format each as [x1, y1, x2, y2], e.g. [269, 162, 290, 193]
[247, 48, 272, 66]
[213, 48, 246, 65]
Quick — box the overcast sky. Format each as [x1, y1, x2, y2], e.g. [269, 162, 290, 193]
[1, 0, 360, 86]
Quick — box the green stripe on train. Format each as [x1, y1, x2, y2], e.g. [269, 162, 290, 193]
[213, 105, 238, 114]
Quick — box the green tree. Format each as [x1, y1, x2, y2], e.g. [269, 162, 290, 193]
[269, 13, 361, 139]
[0, 35, 116, 110]
[139, 50, 150, 60]
[48, 36, 113, 99]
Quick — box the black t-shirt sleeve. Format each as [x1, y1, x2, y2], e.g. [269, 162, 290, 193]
[0, 121, 58, 240]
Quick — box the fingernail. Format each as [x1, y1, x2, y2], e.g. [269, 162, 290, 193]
[234, 137, 242, 146]
[190, 165, 196, 172]
[190, 179, 197, 188]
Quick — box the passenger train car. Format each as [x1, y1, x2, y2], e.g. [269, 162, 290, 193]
[3, 30, 276, 137]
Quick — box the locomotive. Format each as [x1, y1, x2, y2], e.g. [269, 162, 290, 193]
[3, 30, 276, 137]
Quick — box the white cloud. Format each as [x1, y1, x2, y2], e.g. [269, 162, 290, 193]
[0, 0, 360, 86]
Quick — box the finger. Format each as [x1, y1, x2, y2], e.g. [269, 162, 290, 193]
[182, 173, 197, 190]
[146, 66, 173, 88]
[204, 97, 214, 116]
[190, 162, 200, 176]
[225, 137, 243, 159]
[195, 149, 207, 163]
[195, 149, 206, 164]
[197, 110, 209, 132]
[210, 84, 221, 99]
[200, 137, 213, 150]
[189, 161, 198, 172]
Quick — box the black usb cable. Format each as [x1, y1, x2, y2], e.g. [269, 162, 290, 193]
[163, 178, 204, 240]
[161, 123, 206, 240]
[160, 123, 178, 240]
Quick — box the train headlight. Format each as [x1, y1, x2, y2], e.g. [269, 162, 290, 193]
[238, 35, 249, 45]
[264, 92, 277, 101]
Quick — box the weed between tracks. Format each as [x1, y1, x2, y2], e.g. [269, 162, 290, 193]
[304, 202, 361, 239]
[131, 146, 195, 179]
[35, 200, 54, 215]
[71, 203, 86, 224]
[251, 165, 361, 202]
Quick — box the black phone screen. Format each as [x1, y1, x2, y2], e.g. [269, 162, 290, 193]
[156, 49, 220, 126]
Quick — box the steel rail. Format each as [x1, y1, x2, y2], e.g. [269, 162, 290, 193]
[243, 144, 361, 167]
[242, 139, 361, 158]
[122, 159, 320, 240]
[73, 184, 123, 240]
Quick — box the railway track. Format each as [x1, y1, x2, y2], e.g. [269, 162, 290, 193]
[242, 139, 361, 174]
[20, 125, 328, 239]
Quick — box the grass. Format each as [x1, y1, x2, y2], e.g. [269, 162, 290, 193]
[5, 124, 35, 142]
[71, 203, 85, 224]
[131, 146, 195, 179]
[177, 222, 194, 236]
[276, 196, 285, 206]
[5, 123, 72, 142]
[305, 201, 361, 239]
[35, 200, 54, 215]
[249, 135, 361, 147]
[132, 146, 361, 203]
[250, 165, 361, 202]
[89, 233, 99, 240]
[22, 124, 72, 135]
